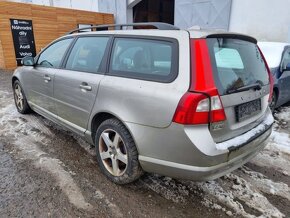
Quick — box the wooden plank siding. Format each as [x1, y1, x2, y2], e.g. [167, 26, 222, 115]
[0, 1, 114, 69]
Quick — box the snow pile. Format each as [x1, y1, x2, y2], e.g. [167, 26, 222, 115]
[241, 167, 290, 202]
[269, 106, 290, 154]
[270, 131, 290, 153]
[274, 107, 290, 121]
[251, 151, 290, 176]
[196, 174, 285, 218]
[216, 113, 274, 150]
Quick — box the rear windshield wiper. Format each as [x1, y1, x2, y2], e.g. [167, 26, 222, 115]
[227, 83, 262, 94]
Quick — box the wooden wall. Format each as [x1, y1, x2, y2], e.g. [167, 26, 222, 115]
[0, 1, 114, 69]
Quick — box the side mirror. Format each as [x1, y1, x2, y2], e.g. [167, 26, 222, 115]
[21, 56, 35, 66]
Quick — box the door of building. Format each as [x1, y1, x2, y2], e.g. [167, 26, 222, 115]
[133, 0, 174, 25]
[175, 0, 232, 30]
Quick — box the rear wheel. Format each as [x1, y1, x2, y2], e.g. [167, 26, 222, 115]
[13, 80, 31, 114]
[95, 118, 143, 184]
[269, 91, 277, 112]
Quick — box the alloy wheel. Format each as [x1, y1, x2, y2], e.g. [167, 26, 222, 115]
[98, 129, 128, 176]
[14, 84, 24, 111]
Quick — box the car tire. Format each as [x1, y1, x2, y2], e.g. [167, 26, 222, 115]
[269, 91, 277, 112]
[95, 118, 143, 184]
[13, 80, 31, 114]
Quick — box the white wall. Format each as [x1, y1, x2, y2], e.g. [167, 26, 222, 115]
[229, 0, 290, 43]
[98, 0, 127, 24]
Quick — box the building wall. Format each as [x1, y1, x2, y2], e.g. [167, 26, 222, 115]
[8, 0, 99, 12]
[98, 0, 127, 24]
[229, 0, 290, 42]
[0, 1, 114, 69]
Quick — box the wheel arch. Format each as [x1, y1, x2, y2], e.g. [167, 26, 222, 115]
[12, 76, 19, 87]
[90, 112, 138, 151]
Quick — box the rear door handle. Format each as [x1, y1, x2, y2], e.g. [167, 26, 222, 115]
[79, 83, 92, 91]
[44, 75, 51, 82]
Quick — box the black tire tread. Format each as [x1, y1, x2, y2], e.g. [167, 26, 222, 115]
[95, 118, 143, 185]
[13, 80, 31, 114]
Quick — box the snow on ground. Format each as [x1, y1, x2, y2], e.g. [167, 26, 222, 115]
[250, 106, 290, 175]
[136, 107, 290, 218]
[0, 95, 122, 216]
[0, 86, 290, 217]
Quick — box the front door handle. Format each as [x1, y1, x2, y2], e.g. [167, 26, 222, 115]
[44, 75, 51, 82]
[79, 83, 92, 91]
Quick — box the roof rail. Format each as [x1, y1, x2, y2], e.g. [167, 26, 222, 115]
[67, 22, 179, 35]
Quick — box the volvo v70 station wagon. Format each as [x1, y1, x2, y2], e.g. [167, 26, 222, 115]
[12, 23, 274, 184]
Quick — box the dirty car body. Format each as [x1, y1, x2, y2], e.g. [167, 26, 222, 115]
[12, 23, 274, 184]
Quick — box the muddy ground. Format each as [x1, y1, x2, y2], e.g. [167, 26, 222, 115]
[0, 70, 289, 218]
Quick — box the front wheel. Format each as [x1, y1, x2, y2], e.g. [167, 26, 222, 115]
[95, 118, 143, 184]
[13, 80, 31, 114]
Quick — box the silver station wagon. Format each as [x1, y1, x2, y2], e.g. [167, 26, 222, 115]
[13, 23, 274, 184]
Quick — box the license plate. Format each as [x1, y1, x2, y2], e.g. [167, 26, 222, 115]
[235, 99, 261, 122]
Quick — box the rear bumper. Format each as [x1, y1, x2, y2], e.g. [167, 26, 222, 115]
[139, 125, 272, 181]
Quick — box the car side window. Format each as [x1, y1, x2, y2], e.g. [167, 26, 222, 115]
[109, 38, 177, 82]
[37, 38, 73, 68]
[281, 48, 290, 70]
[65, 37, 109, 73]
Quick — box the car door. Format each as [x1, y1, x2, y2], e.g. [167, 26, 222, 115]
[27, 38, 74, 118]
[53, 36, 110, 135]
[279, 46, 290, 104]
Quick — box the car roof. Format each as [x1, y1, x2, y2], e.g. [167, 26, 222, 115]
[63, 29, 257, 43]
[62, 22, 257, 43]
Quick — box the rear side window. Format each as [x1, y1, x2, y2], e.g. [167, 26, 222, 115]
[37, 38, 73, 68]
[207, 38, 269, 95]
[66, 37, 109, 73]
[109, 38, 178, 82]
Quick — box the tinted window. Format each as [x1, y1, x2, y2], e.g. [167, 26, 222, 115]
[109, 38, 177, 82]
[37, 38, 73, 68]
[66, 37, 109, 73]
[215, 48, 244, 69]
[281, 48, 290, 70]
[207, 38, 269, 95]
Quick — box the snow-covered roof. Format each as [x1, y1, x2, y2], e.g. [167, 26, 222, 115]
[258, 42, 289, 68]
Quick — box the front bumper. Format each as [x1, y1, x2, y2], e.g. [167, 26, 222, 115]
[139, 125, 272, 181]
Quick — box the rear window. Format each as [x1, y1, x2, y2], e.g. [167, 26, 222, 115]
[109, 38, 178, 82]
[207, 38, 269, 95]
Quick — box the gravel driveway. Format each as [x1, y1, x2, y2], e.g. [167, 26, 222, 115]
[0, 70, 289, 218]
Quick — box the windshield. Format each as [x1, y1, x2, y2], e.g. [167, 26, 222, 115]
[207, 38, 269, 95]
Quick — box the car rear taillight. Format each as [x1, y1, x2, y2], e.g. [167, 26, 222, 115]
[173, 89, 226, 125]
[173, 39, 226, 125]
[258, 46, 274, 102]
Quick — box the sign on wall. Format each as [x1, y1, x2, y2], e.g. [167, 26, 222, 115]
[10, 19, 36, 66]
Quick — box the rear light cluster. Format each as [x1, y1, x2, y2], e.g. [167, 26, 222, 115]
[258, 46, 274, 103]
[173, 39, 226, 125]
[173, 89, 226, 125]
